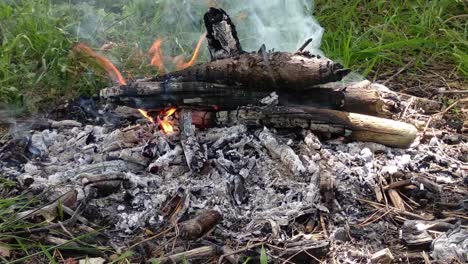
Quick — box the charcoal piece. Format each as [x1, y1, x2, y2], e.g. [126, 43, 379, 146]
[204, 7, 243, 61]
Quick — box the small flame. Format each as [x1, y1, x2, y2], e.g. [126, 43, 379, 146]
[138, 109, 155, 123]
[73, 43, 126, 85]
[138, 107, 177, 134]
[148, 32, 206, 73]
[174, 32, 207, 70]
[148, 39, 166, 74]
[158, 107, 177, 134]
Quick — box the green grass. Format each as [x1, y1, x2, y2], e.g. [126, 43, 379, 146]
[315, 0, 468, 77]
[0, 180, 106, 263]
[0, 0, 466, 113]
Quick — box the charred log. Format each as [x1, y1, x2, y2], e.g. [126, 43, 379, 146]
[153, 51, 350, 90]
[100, 80, 401, 117]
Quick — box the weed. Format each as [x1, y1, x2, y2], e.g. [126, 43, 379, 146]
[315, 0, 467, 77]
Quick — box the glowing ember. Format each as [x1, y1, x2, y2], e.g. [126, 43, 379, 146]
[174, 32, 207, 70]
[73, 43, 127, 85]
[138, 107, 177, 134]
[148, 39, 166, 74]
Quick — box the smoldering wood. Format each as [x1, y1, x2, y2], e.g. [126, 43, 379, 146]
[179, 109, 206, 171]
[190, 106, 418, 148]
[204, 7, 243, 61]
[100, 80, 401, 118]
[159, 7, 348, 89]
[153, 51, 350, 90]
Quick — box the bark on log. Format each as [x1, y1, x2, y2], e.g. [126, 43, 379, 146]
[191, 106, 418, 148]
[153, 51, 350, 90]
[100, 80, 401, 117]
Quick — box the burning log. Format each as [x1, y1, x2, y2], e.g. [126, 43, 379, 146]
[153, 51, 349, 90]
[154, 7, 349, 89]
[100, 80, 401, 118]
[191, 106, 418, 148]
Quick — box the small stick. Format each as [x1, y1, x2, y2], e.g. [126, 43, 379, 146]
[155, 246, 219, 263]
[297, 38, 313, 53]
[320, 214, 328, 238]
[218, 242, 265, 264]
[399, 96, 414, 119]
[383, 180, 412, 190]
[382, 60, 414, 85]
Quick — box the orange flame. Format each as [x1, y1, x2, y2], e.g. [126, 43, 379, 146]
[148, 32, 206, 73]
[158, 107, 177, 133]
[138, 109, 155, 123]
[148, 39, 166, 74]
[138, 107, 177, 134]
[174, 32, 207, 70]
[73, 43, 126, 85]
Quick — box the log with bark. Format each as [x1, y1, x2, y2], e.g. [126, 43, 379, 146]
[152, 51, 350, 90]
[100, 80, 401, 118]
[99, 7, 419, 149]
[152, 7, 349, 88]
[190, 106, 418, 148]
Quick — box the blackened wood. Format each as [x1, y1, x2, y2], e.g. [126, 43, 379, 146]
[180, 109, 206, 172]
[100, 81, 400, 117]
[100, 81, 271, 110]
[153, 51, 350, 90]
[190, 106, 418, 148]
[204, 7, 243, 60]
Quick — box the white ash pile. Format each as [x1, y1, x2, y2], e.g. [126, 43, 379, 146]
[1, 111, 467, 263]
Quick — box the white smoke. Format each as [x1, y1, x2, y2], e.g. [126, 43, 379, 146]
[221, 0, 324, 53]
[152, 0, 324, 54]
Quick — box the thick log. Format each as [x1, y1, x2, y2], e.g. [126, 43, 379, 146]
[191, 106, 418, 148]
[186, 7, 349, 88]
[100, 80, 401, 117]
[153, 51, 350, 90]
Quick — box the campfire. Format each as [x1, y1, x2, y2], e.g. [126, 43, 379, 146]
[1, 6, 466, 264]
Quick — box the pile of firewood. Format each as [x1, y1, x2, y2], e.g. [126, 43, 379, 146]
[100, 7, 432, 152]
